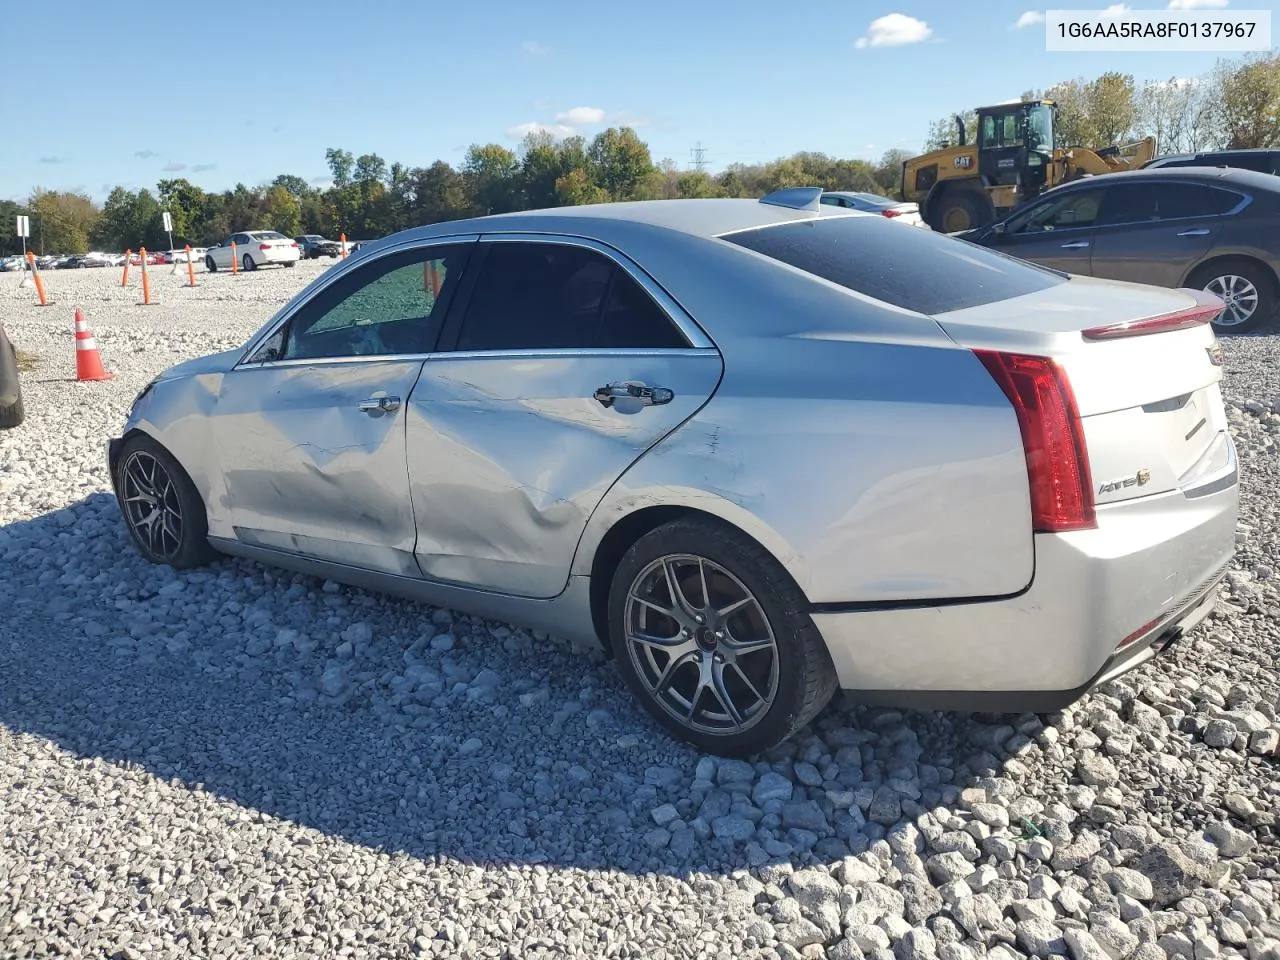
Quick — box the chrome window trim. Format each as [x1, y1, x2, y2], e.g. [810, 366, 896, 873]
[230, 346, 719, 372]
[234, 233, 482, 369]
[472, 231, 716, 350]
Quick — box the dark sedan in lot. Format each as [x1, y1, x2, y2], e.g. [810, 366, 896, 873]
[958, 167, 1280, 332]
[294, 235, 342, 259]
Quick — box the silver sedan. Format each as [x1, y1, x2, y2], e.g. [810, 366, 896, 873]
[107, 188, 1240, 757]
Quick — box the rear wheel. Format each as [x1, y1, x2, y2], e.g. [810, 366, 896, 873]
[1188, 259, 1275, 333]
[205, 256, 217, 272]
[242, 254, 255, 272]
[115, 434, 217, 569]
[607, 516, 838, 757]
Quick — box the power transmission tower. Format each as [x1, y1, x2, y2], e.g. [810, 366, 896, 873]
[690, 142, 708, 172]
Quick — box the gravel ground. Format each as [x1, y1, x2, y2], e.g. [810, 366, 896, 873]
[1, 262, 1278, 960]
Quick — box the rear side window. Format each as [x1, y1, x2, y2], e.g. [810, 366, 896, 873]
[455, 242, 690, 351]
[1205, 187, 1246, 214]
[720, 217, 1065, 315]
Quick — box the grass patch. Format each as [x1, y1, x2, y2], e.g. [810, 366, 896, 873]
[15, 350, 37, 372]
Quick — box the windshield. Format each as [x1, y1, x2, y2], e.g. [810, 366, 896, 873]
[1024, 104, 1054, 153]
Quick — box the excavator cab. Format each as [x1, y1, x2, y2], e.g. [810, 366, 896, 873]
[975, 100, 1056, 203]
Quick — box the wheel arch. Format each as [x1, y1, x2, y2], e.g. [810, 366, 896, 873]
[1182, 252, 1280, 299]
[582, 501, 810, 654]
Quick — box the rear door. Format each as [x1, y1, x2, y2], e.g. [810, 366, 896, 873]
[987, 184, 1106, 274]
[1088, 181, 1225, 288]
[405, 235, 724, 599]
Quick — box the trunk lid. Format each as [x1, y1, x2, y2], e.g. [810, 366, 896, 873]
[935, 275, 1228, 506]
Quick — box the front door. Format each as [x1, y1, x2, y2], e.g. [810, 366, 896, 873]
[989, 184, 1107, 275]
[212, 240, 476, 575]
[405, 237, 724, 599]
[1087, 181, 1226, 289]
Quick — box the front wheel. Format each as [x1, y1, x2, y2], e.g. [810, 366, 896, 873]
[607, 516, 838, 757]
[115, 434, 217, 569]
[1188, 260, 1275, 333]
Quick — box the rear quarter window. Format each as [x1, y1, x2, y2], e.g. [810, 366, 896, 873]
[720, 216, 1066, 315]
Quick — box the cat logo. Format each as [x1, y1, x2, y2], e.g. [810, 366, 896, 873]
[954, 156, 973, 169]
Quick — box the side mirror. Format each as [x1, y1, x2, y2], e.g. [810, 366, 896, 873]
[992, 222, 1006, 235]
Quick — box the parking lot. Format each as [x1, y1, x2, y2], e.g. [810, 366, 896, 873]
[1, 260, 1278, 958]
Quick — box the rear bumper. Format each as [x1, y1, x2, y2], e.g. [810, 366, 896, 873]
[814, 434, 1239, 712]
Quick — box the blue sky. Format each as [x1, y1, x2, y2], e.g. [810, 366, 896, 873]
[0, 0, 1247, 203]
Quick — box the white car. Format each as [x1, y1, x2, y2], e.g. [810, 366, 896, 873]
[204, 231, 300, 272]
[820, 191, 930, 228]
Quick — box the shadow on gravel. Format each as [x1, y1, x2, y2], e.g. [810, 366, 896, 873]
[0, 493, 1037, 878]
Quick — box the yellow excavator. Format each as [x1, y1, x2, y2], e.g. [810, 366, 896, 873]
[900, 99, 1157, 233]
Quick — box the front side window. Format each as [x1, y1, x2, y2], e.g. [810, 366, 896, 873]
[1005, 188, 1106, 233]
[454, 242, 689, 352]
[250, 244, 472, 362]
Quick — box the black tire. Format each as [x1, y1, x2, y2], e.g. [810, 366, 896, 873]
[205, 256, 217, 273]
[1186, 259, 1276, 334]
[0, 334, 24, 430]
[242, 254, 256, 272]
[928, 188, 993, 234]
[114, 433, 217, 569]
[283, 261, 296, 268]
[607, 516, 838, 757]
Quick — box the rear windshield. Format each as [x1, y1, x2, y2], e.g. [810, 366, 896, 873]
[720, 216, 1066, 315]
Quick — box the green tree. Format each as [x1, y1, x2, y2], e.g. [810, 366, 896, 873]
[28, 189, 100, 254]
[1213, 52, 1280, 149]
[463, 144, 521, 215]
[157, 178, 207, 244]
[0, 198, 32, 256]
[1086, 71, 1137, 145]
[262, 185, 302, 235]
[272, 174, 314, 199]
[407, 161, 468, 224]
[587, 127, 654, 200]
[555, 168, 608, 205]
[325, 148, 355, 187]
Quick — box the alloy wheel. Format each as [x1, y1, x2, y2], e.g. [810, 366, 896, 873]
[623, 554, 780, 735]
[1205, 274, 1259, 327]
[121, 450, 185, 562]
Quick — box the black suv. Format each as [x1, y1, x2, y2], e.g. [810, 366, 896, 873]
[294, 235, 342, 259]
[1143, 148, 1280, 177]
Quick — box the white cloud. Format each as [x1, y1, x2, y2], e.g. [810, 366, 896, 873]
[1100, 3, 1130, 15]
[521, 40, 549, 56]
[555, 106, 606, 125]
[1013, 10, 1044, 27]
[1167, 0, 1227, 7]
[854, 13, 932, 48]
[505, 121, 576, 141]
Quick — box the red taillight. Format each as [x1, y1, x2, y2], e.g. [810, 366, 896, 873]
[290, 241, 298, 248]
[882, 209, 902, 217]
[259, 243, 271, 251]
[974, 350, 1096, 533]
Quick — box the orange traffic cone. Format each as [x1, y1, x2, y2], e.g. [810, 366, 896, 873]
[74, 309, 114, 382]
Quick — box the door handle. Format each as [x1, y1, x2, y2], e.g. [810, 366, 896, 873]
[593, 382, 674, 408]
[1060, 240, 1091, 249]
[1177, 228, 1210, 237]
[357, 396, 401, 414]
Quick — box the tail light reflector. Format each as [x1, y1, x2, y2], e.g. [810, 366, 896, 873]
[259, 243, 272, 251]
[882, 209, 902, 218]
[974, 350, 1096, 533]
